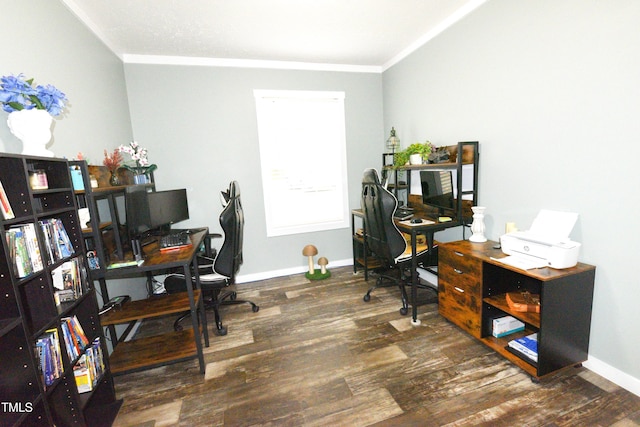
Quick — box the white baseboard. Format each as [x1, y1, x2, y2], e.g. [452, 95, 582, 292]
[236, 258, 353, 284]
[584, 356, 640, 397]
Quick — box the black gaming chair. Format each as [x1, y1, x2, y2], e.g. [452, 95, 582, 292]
[165, 181, 258, 335]
[361, 168, 434, 314]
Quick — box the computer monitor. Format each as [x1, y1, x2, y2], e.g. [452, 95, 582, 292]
[148, 189, 189, 231]
[125, 187, 189, 238]
[420, 170, 455, 214]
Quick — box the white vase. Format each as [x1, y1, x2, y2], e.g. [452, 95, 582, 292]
[409, 153, 423, 165]
[7, 109, 54, 157]
[469, 206, 488, 243]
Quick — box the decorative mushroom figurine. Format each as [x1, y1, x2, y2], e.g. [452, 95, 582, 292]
[302, 245, 318, 274]
[318, 257, 329, 274]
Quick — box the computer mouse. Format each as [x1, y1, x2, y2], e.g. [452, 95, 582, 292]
[410, 218, 423, 224]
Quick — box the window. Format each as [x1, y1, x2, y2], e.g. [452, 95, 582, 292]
[254, 90, 349, 237]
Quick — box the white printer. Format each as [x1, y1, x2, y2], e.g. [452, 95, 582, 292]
[500, 210, 581, 269]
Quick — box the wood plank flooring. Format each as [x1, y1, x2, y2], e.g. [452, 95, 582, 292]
[112, 266, 640, 426]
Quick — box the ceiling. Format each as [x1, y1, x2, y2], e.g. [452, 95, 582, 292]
[61, 0, 485, 71]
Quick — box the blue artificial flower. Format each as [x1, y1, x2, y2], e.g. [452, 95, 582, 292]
[36, 84, 67, 116]
[0, 74, 67, 116]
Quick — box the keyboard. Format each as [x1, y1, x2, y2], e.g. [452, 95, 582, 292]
[159, 232, 192, 251]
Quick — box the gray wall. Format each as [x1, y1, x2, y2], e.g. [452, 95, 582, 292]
[123, 64, 383, 279]
[383, 0, 640, 389]
[0, 0, 134, 162]
[0, 0, 146, 308]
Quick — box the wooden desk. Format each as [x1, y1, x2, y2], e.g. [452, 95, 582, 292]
[395, 216, 459, 323]
[99, 228, 210, 374]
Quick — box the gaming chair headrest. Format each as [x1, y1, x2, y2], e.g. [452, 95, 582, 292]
[229, 181, 240, 198]
[362, 168, 381, 186]
[220, 181, 240, 206]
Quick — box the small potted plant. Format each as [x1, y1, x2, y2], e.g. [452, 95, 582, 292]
[103, 149, 123, 186]
[118, 141, 157, 184]
[394, 142, 434, 166]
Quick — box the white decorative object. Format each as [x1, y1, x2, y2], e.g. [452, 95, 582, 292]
[7, 109, 54, 157]
[409, 153, 422, 165]
[469, 206, 487, 243]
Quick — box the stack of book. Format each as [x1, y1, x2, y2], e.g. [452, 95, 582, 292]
[73, 338, 106, 393]
[34, 328, 64, 389]
[508, 333, 538, 364]
[51, 258, 84, 305]
[38, 218, 75, 263]
[60, 315, 89, 361]
[5, 223, 44, 278]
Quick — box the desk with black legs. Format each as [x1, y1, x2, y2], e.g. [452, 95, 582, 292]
[99, 228, 210, 375]
[395, 217, 458, 324]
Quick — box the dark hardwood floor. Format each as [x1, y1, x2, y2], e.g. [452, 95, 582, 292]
[112, 266, 640, 426]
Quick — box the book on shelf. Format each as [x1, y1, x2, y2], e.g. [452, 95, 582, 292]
[34, 328, 64, 389]
[51, 258, 84, 304]
[0, 179, 15, 220]
[5, 223, 44, 278]
[60, 315, 90, 361]
[506, 291, 541, 313]
[73, 337, 105, 393]
[38, 217, 75, 264]
[507, 333, 538, 363]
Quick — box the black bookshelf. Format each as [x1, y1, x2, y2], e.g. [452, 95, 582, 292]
[0, 153, 121, 427]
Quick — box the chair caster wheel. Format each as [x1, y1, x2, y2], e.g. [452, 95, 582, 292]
[363, 294, 371, 302]
[230, 292, 237, 301]
[252, 305, 260, 313]
[174, 324, 184, 332]
[216, 326, 228, 336]
[400, 307, 408, 315]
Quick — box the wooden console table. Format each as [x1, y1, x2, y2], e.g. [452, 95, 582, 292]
[438, 240, 596, 379]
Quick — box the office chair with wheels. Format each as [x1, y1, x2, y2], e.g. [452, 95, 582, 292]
[360, 168, 436, 314]
[165, 181, 258, 336]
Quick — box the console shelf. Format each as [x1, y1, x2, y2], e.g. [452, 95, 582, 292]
[439, 240, 595, 379]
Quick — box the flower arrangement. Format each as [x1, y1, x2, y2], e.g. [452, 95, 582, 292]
[118, 141, 157, 176]
[103, 149, 123, 172]
[0, 74, 67, 116]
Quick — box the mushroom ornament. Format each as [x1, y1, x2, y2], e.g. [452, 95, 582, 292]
[318, 257, 329, 274]
[302, 244, 318, 274]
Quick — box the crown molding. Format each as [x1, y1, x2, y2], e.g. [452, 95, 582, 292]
[122, 54, 382, 73]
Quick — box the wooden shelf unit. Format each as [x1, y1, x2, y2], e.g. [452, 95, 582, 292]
[1, 154, 121, 427]
[103, 290, 204, 373]
[438, 240, 596, 379]
[382, 141, 479, 221]
[98, 229, 210, 375]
